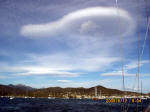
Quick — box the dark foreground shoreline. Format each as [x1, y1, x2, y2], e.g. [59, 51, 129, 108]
[0, 97, 150, 112]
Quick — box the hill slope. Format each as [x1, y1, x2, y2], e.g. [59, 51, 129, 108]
[0, 84, 143, 98]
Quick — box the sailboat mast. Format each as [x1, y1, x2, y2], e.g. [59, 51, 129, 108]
[141, 81, 142, 96]
[115, 0, 125, 93]
[95, 87, 97, 97]
[100, 90, 101, 97]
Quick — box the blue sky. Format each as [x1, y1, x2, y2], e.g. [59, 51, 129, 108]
[0, 0, 150, 93]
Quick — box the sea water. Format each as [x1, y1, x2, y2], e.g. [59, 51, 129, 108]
[0, 97, 149, 112]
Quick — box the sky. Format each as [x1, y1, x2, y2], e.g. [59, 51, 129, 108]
[0, 0, 150, 93]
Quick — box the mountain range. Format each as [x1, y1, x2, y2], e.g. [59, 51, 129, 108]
[0, 84, 148, 98]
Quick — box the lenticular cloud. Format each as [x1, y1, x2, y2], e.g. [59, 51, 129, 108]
[20, 7, 135, 38]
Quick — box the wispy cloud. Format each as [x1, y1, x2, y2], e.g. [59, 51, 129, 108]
[101, 71, 135, 77]
[0, 75, 12, 79]
[101, 60, 150, 77]
[0, 63, 79, 77]
[125, 60, 149, 70]
[28, 53, 120, 72]
[57, 80, 72, 83]
[0, 54, 120, 77]
[16, 70, 79, 77]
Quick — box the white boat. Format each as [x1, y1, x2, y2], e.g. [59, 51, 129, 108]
[9, 96, 14, 100]
[48, 97, 55, 99]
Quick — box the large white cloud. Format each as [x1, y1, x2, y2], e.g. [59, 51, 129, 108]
[20, 7, 135, 38]
[15, 7, 137, 78]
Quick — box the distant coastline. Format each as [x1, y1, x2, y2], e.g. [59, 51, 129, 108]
[0, 84, 149, 98]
